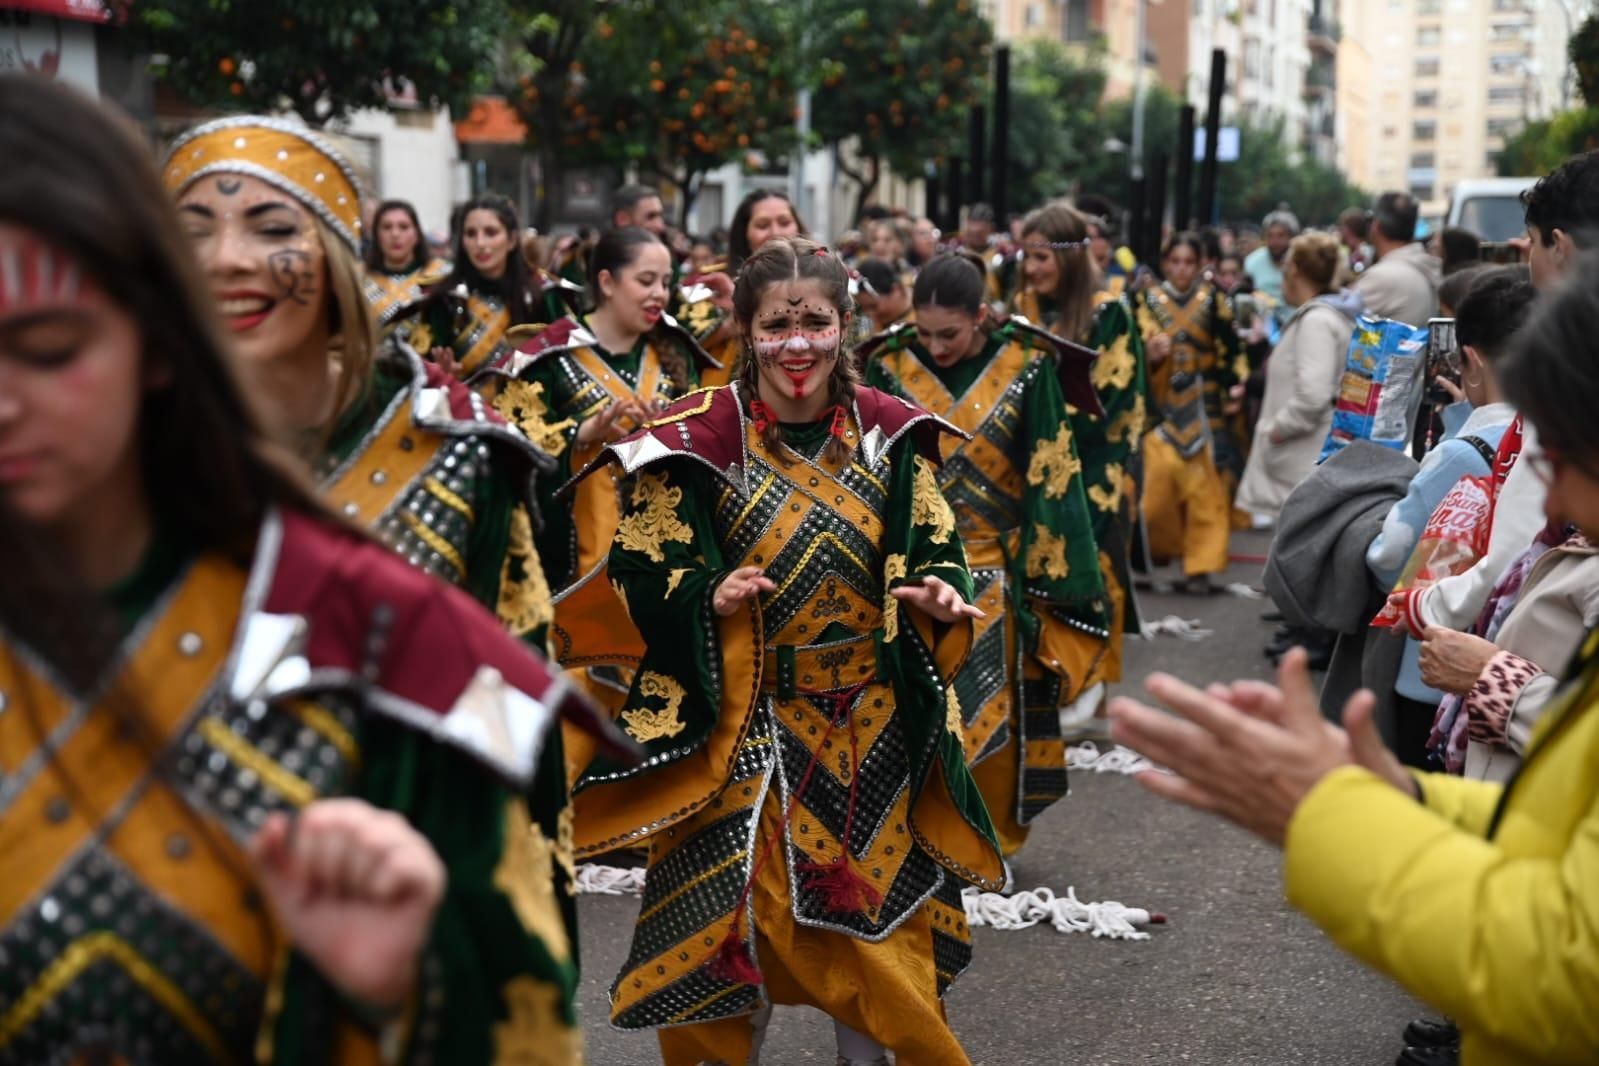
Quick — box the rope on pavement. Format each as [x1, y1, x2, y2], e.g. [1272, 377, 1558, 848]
[1138, 615, 1213, 641]
[960, 885, 1166, 940]
[1066, 741, 1167, 775]
[575, 864, 647, 895]
[1223, 582, 1266, 599]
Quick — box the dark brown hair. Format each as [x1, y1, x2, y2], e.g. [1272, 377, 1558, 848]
[0, 77, 325, 663]
[437, 192, 539, 326]
[589, 226, 689, 391]
[732, 236, 860, 464]
[1020, 202, 1097, 342]
[363, 198, 427, 273]
[728, 188, 808, 272]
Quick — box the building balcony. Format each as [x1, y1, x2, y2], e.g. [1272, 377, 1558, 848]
[1308, 15, 1341, 55]
[1303, 66, 1336, 98]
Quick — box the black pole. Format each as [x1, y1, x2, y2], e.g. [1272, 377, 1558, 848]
[992, 44, 1011, 225]
[948, 156, 966, 231]
[1174, 105, 1196, 230]
[926, 167, 943, 234]
[1145, 151, 1168, 270]
[1128, 175, 1147, 269]
[1197, 48, 1226, 226]
[968, 103, 987, 206]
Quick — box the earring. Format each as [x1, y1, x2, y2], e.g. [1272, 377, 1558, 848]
[1464, 375, 1483, 388]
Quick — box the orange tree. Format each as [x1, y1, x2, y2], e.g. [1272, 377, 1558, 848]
[809, 0, 992, 222]
[120, 0, 505, 125]
[562, 0, 797, 225]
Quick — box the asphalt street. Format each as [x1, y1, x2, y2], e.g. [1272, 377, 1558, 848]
[576, 532, 1425, 1064]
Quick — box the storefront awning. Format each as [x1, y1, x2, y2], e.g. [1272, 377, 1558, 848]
[454, 96, 528, 146]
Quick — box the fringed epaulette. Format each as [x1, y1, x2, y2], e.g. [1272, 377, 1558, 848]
[854, 320, 916, 361]
[562, 385, 744, 495]
[852, 385, 968, 467]
[655, 312, 723, 372]
[240, 508, 637, 787]
[388, 337, 557, 474]
[1001, 315, 1105, 419]
[476, 315, 589, 380]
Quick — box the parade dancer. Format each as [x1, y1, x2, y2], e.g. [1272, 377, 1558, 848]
[164, 115, 584, 1056]
[569, 238, 1005, 1065]
[1014, 203, 1148, 687]
[408, 193, 580, 379]
[862, 252, 1110, 856]
[477, 227, 716, 716]
[0, 76, 622, 1063]
[362, 198, 449, 331]
[1134, 232, 1245, 594]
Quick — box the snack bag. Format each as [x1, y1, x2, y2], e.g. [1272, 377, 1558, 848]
[1371, 473, 1494, 628]
[1319, 315, 1430, 462]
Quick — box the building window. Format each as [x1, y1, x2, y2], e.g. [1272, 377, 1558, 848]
[1486, 151, 1501, 170]
[1416, 25, 1441, 46]
[1244, 40, 1260, 78]
[1490, 22, 1523, 40]
[1489, 54, 1523, 76]
[1487, 117, 1522, 139]
[1418, 0, 1442, 11]
[1415, 57, 1440, 78]
[1410, 151, 1436, 169]
[1064, 0, 1090, 40]
[1414, 120, 1437, 141]
[1414, 90, 1438, 108]
[1488, 86, 1524, 104]
[1410, 184, 1435, 201]
[1490, 0, 1520, 10]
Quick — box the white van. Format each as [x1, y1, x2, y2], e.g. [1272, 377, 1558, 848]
[1446, 177, 1537, 241]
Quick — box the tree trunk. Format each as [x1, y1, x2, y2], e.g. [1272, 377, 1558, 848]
[837, 150, 881, 227]
[533, 87, 566, 232]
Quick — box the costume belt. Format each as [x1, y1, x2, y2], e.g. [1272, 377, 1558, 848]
[761, 632, 883, 699]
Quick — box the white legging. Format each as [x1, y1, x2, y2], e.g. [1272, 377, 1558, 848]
[738, 1007, 889, 1065]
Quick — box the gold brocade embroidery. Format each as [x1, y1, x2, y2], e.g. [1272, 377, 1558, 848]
[493, 379, 575, 457]
[492, 798, 573, 964]
[620, 672, 688, 742]
[1106, 396, 1144, 444]
[610, 578, 630, 620]
[614, 472, 693, 562]
[1025, 425, 1083, 500]
[883, 553, 908, 643]
[1092, 332, 1137, 391]
[911, 455, 955, 544]
[555, 806, 577, 895]
[678, 298, 723, 341]
[493, 975, 583, 1066]
[1026, 523, 1071, 580]
[945, 686, 964, 739]
[665, 568, 692, 596]
[498, 506, 555, 636]
[1088, 462, 1124, 512]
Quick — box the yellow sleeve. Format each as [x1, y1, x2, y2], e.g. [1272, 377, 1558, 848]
[1283, 766, 1599, 1063]
[1414, 771, 1504, 836]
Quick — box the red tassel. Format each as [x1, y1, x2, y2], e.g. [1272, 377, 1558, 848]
[795, 854, 882, 916]
[750, 399, 775, 434]
[829, 405, 848, 440]
[706, 913, 763, 986]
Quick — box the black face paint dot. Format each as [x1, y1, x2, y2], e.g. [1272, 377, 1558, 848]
[216, 176, 242, 196]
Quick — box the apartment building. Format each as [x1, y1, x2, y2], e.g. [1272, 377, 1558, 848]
[1353, 0, 1585, 212]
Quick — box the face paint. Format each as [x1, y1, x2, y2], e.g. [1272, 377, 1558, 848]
[748, 281, 842, 405]
[0, 235, 82, 313]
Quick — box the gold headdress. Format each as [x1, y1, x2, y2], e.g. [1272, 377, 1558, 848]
[162, 116, 364, 252]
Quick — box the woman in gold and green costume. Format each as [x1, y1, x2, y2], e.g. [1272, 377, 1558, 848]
[862, 251, 1110, 857]
[362, 198, 449, 331]
[163, 113, 585, 1058]
[0, 75, 622, 1064]
[568, 238, 1004, 1065]
[1013, 202, 1148, 688]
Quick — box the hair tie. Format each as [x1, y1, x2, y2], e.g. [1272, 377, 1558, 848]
[829, 405, 849, 440]
[813, 247, 830, 257]
[750, 399, 776, 434]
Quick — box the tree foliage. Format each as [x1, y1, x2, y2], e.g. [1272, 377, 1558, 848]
[1003, 40, 1110, 211]
[1571, 13, 1599, 109]
[507, 0, 795, 225]
[121, 0, 506, 125]
[1212, 116, 1367, 226]
[810, 0, 992, 222]
[1497, 107, 1599, 177]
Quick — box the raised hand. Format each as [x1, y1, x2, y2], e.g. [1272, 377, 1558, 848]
[889, 575, 985, 624]
[713, 566, 776, 616]
[247, 799, 445, 1012]
[575, 401, 643, 445]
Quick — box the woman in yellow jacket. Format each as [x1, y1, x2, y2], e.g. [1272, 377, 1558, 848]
[1106, 262, 1599, 1066]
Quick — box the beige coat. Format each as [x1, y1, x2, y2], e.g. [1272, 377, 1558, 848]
[1236, 298, 1358, 519]
[1354, 242, 1442, 328]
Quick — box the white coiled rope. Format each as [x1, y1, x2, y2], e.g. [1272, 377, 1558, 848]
[960, 885, 1165, 940]
[1066, 741, 1166, 776]
[575, 864, 647, 895]
[1138, 615, 1213, 641]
